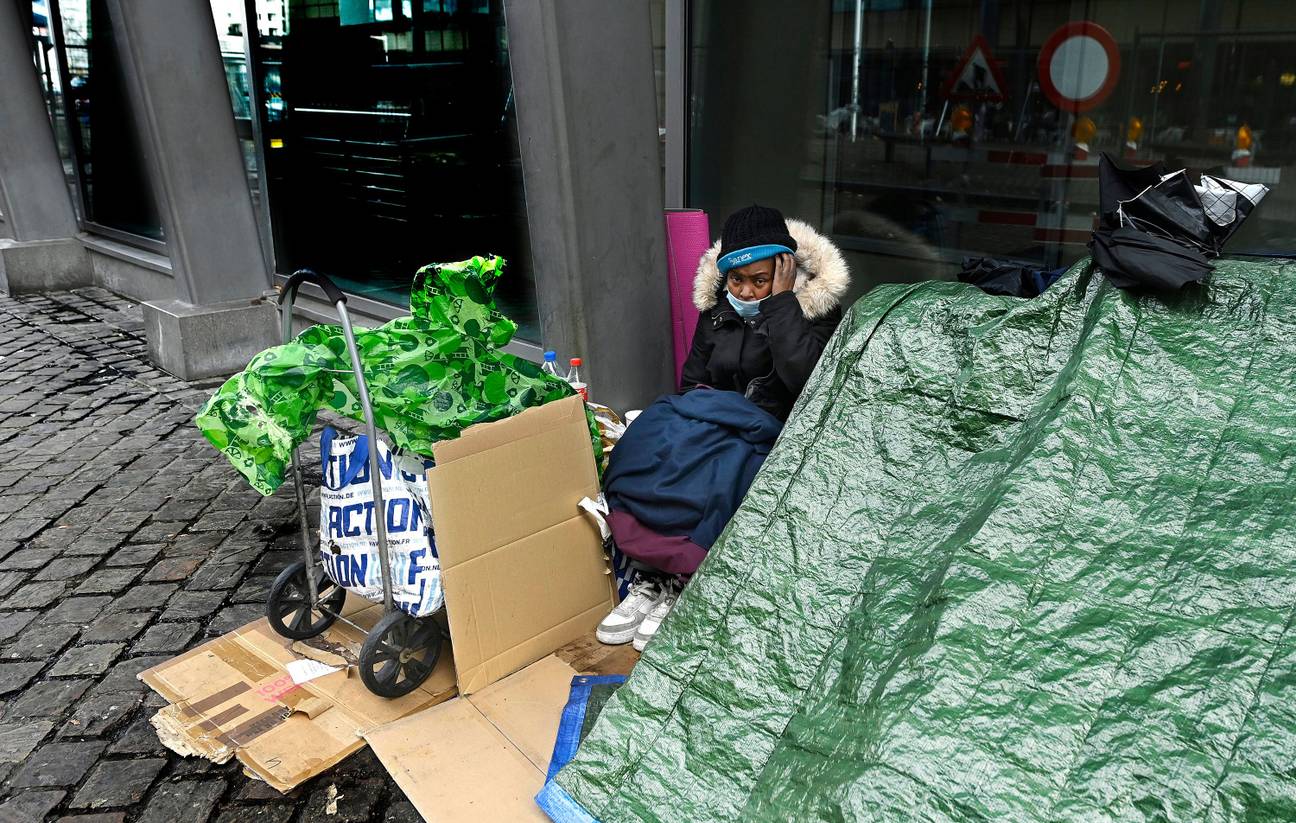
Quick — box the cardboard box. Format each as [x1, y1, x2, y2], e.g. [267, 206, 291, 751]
[365, 654, 579, 821]
[140, 602, 456, 792]
[140, 394, 614, 792]
[427, 393, 614, 694]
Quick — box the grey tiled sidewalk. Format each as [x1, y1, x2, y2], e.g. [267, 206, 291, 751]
[0, 289, 418, 822]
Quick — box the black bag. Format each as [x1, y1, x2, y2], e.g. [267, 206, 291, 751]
[1089, 226, 1213, 291]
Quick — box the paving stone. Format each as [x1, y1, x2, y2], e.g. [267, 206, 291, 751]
[132, 622, 199, 655]
[62, 532, 128, 558]
[46, 596, 112, 624]
[301, 777, 385, 823]
[9, 739, 107, 787]
[0, 295, 418, 816]
[250, 551, 299, 577]
[58, 690, 141, 738]
[70, 757, 168, 809]
[106, 717, 165, 755]
[73, 568, 141, 596]
[229, 576, 274, 605]
[384, 800, 424, 823]
[93, 509, 153, 533]
[0, 789, 66, 822]
[207, 603, 264, 636]
[151, 500, 199, 522]
[234, 778, 302, 802]
[0, 517, 47, 540]
[2, 619, 80, 660]
[91, 655, 169, 694]
[161, 590, 226, 622]
[47, 644, 124, 677]
[0, 570, 27, 598]
[32, 556, 99, 581]
[0, 661, 44, 696]
[186, 562, 249, 591]
[2, 580, 68, 609]
[103, 543, 163, 567]
[0, 609, 38, 642]
[163, 532, 223, 557]
[129, 521, 186, 544]
[213, 805, 295, 823]
[142, 556, 204, 583]
[0, 719, 55, 762]
[80, 611, 152, 644]
[136, 778, 226, 823]
[103, 584, 178, 614]
[191, 509, 247, 532]
[1, 545, 59, 569]
[6, 678, 93, 719]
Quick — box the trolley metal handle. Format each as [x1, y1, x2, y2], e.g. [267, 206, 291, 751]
[280, 268, 397, 613]
[280, 268, 348, 307]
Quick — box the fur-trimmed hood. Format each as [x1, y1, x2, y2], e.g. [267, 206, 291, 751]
[693, 218, 850, 320]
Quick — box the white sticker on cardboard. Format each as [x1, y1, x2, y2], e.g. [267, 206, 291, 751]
[285, 659, 341, 685]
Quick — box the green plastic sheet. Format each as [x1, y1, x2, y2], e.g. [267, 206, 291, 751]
[551, 258, 1296, 822]
[197, 256, 589, 495]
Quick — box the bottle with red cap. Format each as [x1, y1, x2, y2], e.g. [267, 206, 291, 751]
[566, 357, 588, 402]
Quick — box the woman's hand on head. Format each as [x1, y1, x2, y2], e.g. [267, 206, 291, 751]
[772, 253, 797, 295]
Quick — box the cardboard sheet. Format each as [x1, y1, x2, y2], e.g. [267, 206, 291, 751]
[144, 397, 615, 797]
[366, 654, 579, 822]
[429, 394, 614, 694]
[140, 605, 456, 792]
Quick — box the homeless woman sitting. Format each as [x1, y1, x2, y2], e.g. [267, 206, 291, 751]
[595, 204, 852, 651]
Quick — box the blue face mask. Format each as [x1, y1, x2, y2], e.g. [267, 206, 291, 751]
[726, 291, 763, 318]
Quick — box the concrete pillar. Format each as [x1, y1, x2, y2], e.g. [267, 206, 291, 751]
[505, 0, 674, 412]
[0, 1, 91, 294]
[104, 0, 277, 379]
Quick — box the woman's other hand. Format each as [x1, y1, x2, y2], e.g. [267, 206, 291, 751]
[772, 253, 797, 295]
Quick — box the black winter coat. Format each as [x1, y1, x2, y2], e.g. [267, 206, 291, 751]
[681, 293, 841, 421]
[682, 220, 851, 422]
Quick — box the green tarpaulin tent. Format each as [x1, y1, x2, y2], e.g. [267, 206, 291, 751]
[540, 258, 1296, 822]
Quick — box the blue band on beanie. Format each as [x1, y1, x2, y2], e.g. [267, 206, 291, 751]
[717, 244, 795, 274]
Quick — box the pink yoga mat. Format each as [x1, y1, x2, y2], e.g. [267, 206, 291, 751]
[664, 209, 710, 389]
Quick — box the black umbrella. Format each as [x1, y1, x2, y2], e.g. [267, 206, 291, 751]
[1091, 153, 1269, 291]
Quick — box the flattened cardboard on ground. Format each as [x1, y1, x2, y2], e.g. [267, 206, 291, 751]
[140, 603, 455, 792]
[365, 653, 578, 822]
[427, 394, 614, 695]
[142, 396, 613, 793]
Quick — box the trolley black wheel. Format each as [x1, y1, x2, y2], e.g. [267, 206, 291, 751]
[359, 611, 443, 698]
[266, 560, 347, 640]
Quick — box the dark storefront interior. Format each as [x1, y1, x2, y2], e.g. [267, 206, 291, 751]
[688, 0, 1296, 302]
[247, 0, 538, 338]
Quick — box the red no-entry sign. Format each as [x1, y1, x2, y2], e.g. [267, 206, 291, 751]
[1038, 22, 1121, 113]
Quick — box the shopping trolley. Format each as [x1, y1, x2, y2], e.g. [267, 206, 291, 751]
[264, 269, 443, 698]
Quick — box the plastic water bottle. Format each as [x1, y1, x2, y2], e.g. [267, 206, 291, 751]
[566, 357, 588, 402]
[541, 350, 561, 378]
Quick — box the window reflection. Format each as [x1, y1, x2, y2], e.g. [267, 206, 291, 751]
[50, 0, 165, 242]
[690, 1, 1296, 303]
[247, 0, 538, 339]
[30, 1, 79, 216]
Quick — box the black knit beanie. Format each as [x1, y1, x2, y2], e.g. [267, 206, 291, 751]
[720, 205, 798, 257]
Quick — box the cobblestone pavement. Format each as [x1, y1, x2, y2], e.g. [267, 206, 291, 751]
[0, 289, 419, 822]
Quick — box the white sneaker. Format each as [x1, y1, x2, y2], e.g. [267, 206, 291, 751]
[596, 577, 662, 645]
[632, 582, 680, 652]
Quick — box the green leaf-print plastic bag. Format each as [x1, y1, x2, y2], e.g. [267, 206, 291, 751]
[196, 256, 599, 495]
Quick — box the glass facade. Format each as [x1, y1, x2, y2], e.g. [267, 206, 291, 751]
[29, 1, 79, 219]
[210, 0, 274, 229]
[48, 0, 166, 243]
[246, 0, 539, 339]
[689, 0, 1296, 303]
